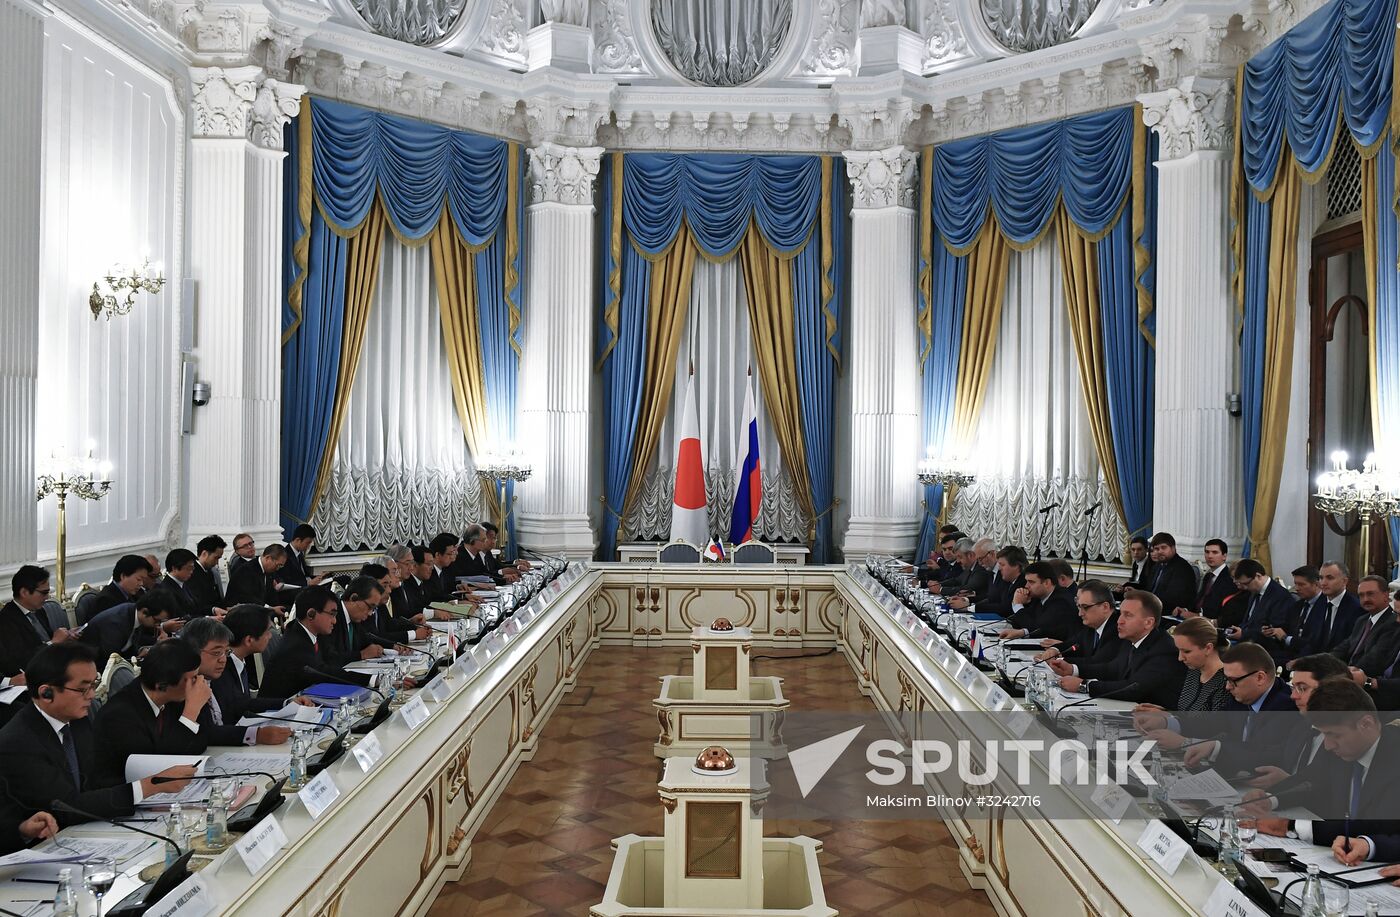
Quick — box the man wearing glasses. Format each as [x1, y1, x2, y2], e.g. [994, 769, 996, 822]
[259, 585, 374, 698]
[1182, 642, 1297, 770]
[0, 565, 71, 690]
[0, 643, 196, 828]
[179, 616, 291, 746]
[227, 533, 258, 578]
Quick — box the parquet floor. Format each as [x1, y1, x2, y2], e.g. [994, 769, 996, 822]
[426, 646, 995, 917]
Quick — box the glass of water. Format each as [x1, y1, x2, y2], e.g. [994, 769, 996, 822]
[1321, 879, 1349, 917]
[83, 857, 117, 917]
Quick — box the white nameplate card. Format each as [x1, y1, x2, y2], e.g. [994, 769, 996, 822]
[932, 642, 952, 666]
[453, 654, 480, 679]
[1202, 880, 1270, 917]
[426, 676, 453, 703]
[900, 610, 916, 630]
[1006, 710, 1035, 738]
[352, 732, 385, 773]
[145, 873, 216, 917]
[504, 618, 522, 637]
[1090, 783, 1132, 823]
[298, 769, 340, 820]
[1135, 820, 1190, 875]
[984, 685, 1011, 710]
[956, 666, 979, 691]
[401, 694, 430, 730]
[235, 815, 288, 875]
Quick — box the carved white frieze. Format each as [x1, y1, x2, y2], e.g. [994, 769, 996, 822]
[797, 0, 859, 76]
[525, 96, 611, 145]
[922, 0, 973, 71]
[543, 0, 589, 25]
[250, 78, 308, 150]
[861, 0, 906, 28]
[527, 142, 603, 206]
[837, 96, 915, 149]
[1140, 77, 1234, 160]
[844, 146, 918, 210]
[474, 0, 528, 64]
[591, 0, 644, 73]
[190, 66, 261, 138]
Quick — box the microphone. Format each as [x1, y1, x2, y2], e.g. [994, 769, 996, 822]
[244, 714, 337, 734]
[1050, 682, 1142, 729]
[1038, 503, 1061, 514]
[1081, 501, 1102, 516]
[151, 770, 280, 786]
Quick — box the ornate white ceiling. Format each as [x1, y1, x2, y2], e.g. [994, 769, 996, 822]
[76, 0, 1327, 153]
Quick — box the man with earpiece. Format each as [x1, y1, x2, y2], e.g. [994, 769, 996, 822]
[92, 640, 214, 786]
[0, 643, 197, 831]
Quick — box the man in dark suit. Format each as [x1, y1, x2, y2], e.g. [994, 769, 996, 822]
[1331, 575, 1399, 675]
[79, 591, 179, 662]
[179, 616, 290, 747]
[1144, 532, 1198, 617]
[1182, 642, 1299, 772]
[999, 561, 1079, 642]
[918, 533, 962, 587]
[322, 576, 389, 668]
[450, 524, 508, 585]
[1188, 538, 1239, 621]
[399, 545, 461, 622]
[259, 586, 373, 699]
[0, 644, 197, 828]
[217, 604, 282, 708]
[225, 543, 288, 608]
[1248, 679, 1400, 864]
[930, 538, 991, 601]
[275, 524, 324, 606]
[153, 548, 201, 618]
[1038, 580, 1122, 668]
[0, 565, 71, 686]
[1124, 536, 1152, 586]
[1226, 558, 1296, 662]
[481, 522, 526, 581]
[1291, 561, 1366, 660]
[964, 545, 1026, 619]
[361, 562, 430, 639]
[186, 535, 227, 618]
[226, 533, 258, 580]
[92, 640, 213, 784]
[1269, 566, 1328, 661]
[84, 555, 152, 623]
[1050, 589, 1187, 707]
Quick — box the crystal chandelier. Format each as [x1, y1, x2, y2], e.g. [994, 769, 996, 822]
[916, 448, 977, 489]
[1313, 451, 1400, 518]
[476, 447, 534, 484]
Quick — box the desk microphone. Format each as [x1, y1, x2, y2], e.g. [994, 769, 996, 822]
[51, 799, 198, 917]
[151, 770, 281, 786]
[48, 799, 179, 854]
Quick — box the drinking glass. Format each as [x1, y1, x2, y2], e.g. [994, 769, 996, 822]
[1235, 816, 1258, 850]
[83, 857, 117, 917]
[1321, 879, 1349, 917]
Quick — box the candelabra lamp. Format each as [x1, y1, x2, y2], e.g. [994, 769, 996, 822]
[35, 446, 114, 602]
[476, 449, 533, 554]
[1313, 451, 1400, 534]
[89, 258, 165, 320]
[916, 448, 977, 489]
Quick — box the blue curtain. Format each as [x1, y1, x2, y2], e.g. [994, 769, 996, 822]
[1241, 0, 1396, 194]
[282, 98, 516, 539]
[598, 152, 838, 561]
[1376, 142, 1400, 572]
[933, 108, 1137, 249]
[914, 235, 968, 561]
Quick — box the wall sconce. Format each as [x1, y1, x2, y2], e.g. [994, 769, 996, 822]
[89, 258, 165, 320]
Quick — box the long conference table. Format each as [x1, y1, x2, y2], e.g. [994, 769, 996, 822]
[0, 562, 1254, 916]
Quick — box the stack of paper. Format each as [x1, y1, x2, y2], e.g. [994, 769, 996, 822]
[236, 701, 329, 729]
[0, 837, 152, 879]
[1166, 768, 1241, 804]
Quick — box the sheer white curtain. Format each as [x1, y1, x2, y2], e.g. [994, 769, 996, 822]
[623, 257, 809, 542]
[311, 235, 485, 550]
[948, 236, 1128, 559]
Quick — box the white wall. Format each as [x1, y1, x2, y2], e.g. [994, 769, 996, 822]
[35, 11, 185, 585]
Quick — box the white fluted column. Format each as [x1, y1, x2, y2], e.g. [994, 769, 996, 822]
[0, 0, 45, 573]
[186, 68, 304, 547]
[841, 146, 921, 558]
[1140, 78, 1245, 559]
[515, 143, 603, 559]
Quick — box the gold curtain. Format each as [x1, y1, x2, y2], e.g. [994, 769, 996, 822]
[1057, 211, 1129, 530]
[739, 225, 816, 527]
[430, 214, 503, 526]
[1246, 159, 1303, 572]
[950, 214, 1012, 445]
[309, 199, 385, 513]
[618, 224, 697, 530]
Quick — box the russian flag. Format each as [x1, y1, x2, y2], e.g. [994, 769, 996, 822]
[728, 375, 762, 545]
[670, 374, 709, 546]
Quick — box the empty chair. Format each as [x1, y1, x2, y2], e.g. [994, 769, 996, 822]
[41, 599, 73, 634]
[732, 541, 775, 565]
[73, 585, 102, 626]
[91, 653, 139, 719]
[658, 540, 702, 564]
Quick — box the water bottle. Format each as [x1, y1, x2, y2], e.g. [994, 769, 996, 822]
[1216, 806, 1240, 880]
[166, 804, 184, 867]
[205, 779, 229, 850]
[289, 730, 309, 790]
[1365, 903, 1379, 917]
[52, 867, 77, 917]
[1299, 864, 1324, 917]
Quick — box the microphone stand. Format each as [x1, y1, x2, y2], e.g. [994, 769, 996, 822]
[1080, 502, 1101, 584]
[49, 799, 193, 917]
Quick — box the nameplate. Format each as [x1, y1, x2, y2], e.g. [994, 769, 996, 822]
[932, 642, 952, 666]
[1006, 710, 1035, 738]
[426, 676, 453, 703]
[234, 815, 288, 875]
[401, 694, 430, 730]
[298, 769, 340, 820]
[1090, 783, 1132, 823]
[984, 686, 1011, 710]
[1135, 820, 1190, 875]
[453, 654, 480, 679]
[956, 666, 979, 691]
[352, 732, 384, 773]
[518, 607, 534, 625]
[899, 610, 916, 630]
[145, 873, 216, 917]
[1202, 880, 1270, 917]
